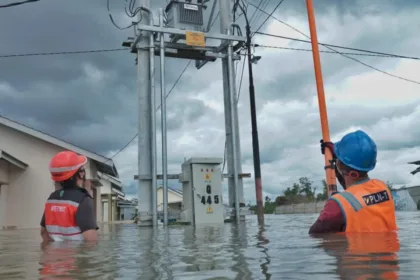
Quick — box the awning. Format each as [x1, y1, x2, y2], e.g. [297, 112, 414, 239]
[112, 187, 125, 197]
[0, 150, 28, 170]
[97, 171, 123, 187]
[88, 179, 103, 188]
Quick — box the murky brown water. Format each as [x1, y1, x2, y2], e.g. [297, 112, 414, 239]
[0, 212, 418, 279]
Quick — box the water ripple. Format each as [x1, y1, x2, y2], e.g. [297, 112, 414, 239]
[0, 212, 419, 279]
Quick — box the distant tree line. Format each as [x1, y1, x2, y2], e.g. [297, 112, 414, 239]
[248, 177, 398, 214]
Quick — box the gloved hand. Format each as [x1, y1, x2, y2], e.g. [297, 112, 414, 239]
[320, 139, 336, 158]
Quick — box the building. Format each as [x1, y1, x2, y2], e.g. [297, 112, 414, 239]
[392, 186, 420, 211]
[118, 199, 138, 221]
[98, 171, 125, 222]
[0, 115, 120, 229]
[157, 186, 183, 212]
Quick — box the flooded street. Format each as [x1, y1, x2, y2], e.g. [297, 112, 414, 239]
[0, 212, 419, 279]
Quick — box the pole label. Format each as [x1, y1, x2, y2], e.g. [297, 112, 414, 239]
[184, 4, 198, 11]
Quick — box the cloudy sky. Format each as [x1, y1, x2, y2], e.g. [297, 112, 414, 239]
[1, 0, 420, 204]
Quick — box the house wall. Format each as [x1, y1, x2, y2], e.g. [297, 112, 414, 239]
[100, 179, 112, 194]
[120, 206, 136, 220]
[0, 124, 101, 229]
[0, 160, 9, 184]
[157, 188, 183, 211]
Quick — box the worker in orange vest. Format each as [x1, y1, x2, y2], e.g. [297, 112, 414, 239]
[309, 130, 397, 233]
[40, 151, 98, 242]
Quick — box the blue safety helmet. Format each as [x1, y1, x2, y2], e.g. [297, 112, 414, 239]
[334, 130, 377, 172]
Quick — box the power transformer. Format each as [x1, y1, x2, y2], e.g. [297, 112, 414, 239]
[165, 0, 205, 32]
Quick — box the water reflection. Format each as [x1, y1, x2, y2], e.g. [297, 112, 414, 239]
[256, 226, 271, 279]
[312, 232, 400, 279]
[39, 241, 98, 279]
[1, 213, 420, 279]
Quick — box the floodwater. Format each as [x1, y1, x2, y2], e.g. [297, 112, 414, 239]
[0, 212, 419, 280]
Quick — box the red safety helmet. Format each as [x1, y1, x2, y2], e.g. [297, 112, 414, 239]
[49, 151, 87, 182]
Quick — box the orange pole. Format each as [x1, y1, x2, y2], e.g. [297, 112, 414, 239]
[305, 0, 337, 196]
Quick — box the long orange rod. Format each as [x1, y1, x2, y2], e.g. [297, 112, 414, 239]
[305, 0, 337, 196]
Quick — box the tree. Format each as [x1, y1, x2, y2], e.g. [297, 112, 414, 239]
[275, 177, 317, 205]
[298, 177, 315, 198]
[316, 179, 328, 201]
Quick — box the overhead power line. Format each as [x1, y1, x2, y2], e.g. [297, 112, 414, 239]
[254, 44, 417, 59]
[253, 0, 285, 36]
[247, 2, 420, 85]
[0, 0, 38, 8]
[109, 60, 192, 159]
[255, 32, 420, 61]
[0, 48, 126, 58]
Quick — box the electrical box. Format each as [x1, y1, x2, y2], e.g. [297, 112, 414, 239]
[165, 0, 205, 32]
[179, 157, 224, 225]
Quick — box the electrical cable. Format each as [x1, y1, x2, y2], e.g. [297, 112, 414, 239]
[252, 0, 285, 36]
[0, 48, 126, 58]
[156, 60, 192, 112]
[249, 3, 420, 85]
[107, 0, 142, 30]
[254, 32, 420, 60]
[252, 0, 271, 26]
[253, 44, 414, 58]
[210, 11, 220, 30]
[0, 0, 38, 8]
[249, 0, 265, 25]
[109, 60, 192, 160]
[236, 51, 247, 102]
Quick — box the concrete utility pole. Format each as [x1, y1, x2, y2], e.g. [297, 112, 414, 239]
[125, 0, 248, 226]
[136, 0, 153, 227]
[219, 0, 245, 219]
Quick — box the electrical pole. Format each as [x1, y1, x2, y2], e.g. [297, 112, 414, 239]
[220, 0, 245, 221]
[136, 0, 153, 227]
[244, 17, 264, 223]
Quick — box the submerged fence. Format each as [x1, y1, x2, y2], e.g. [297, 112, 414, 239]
[275, 201, 326, 214]
[275, 188, 420, 214]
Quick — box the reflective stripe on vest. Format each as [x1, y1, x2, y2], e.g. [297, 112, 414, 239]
[330, 179, 397, 233]
[44, 199, 83, 241]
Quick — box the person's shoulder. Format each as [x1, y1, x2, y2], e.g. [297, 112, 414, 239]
[47, 189, 64, 199]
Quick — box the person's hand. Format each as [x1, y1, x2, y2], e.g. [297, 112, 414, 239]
[320, 139, 335, 158]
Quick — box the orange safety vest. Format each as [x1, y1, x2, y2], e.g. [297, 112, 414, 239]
[319, 232, 400, 280]
[330, 178, 397, 233]
[44, 188, 90, 241]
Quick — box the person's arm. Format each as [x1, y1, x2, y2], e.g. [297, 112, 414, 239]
[40, 213, 53, 243]
[309, 199, 345, 234]
[75, 197, 99, 242]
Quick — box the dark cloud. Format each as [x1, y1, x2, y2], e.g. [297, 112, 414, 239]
[2, 0, 420, 201]
[0, 0, 217, 154]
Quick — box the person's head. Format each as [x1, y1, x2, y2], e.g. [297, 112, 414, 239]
[334, 130, 377, 189]
[49, 151, 87, 188]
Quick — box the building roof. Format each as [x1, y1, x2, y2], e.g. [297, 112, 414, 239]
[0, 149, 28, 170]
[98, 171, 125, 197]
[157, 185, 183, 196]
[0, 115, 118, 177]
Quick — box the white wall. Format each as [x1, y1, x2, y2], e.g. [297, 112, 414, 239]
[0, 160, 9, 184]
[157, 188, 183, 211]
[0, 124, 103, 229]
[100, 179, 112, 194]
